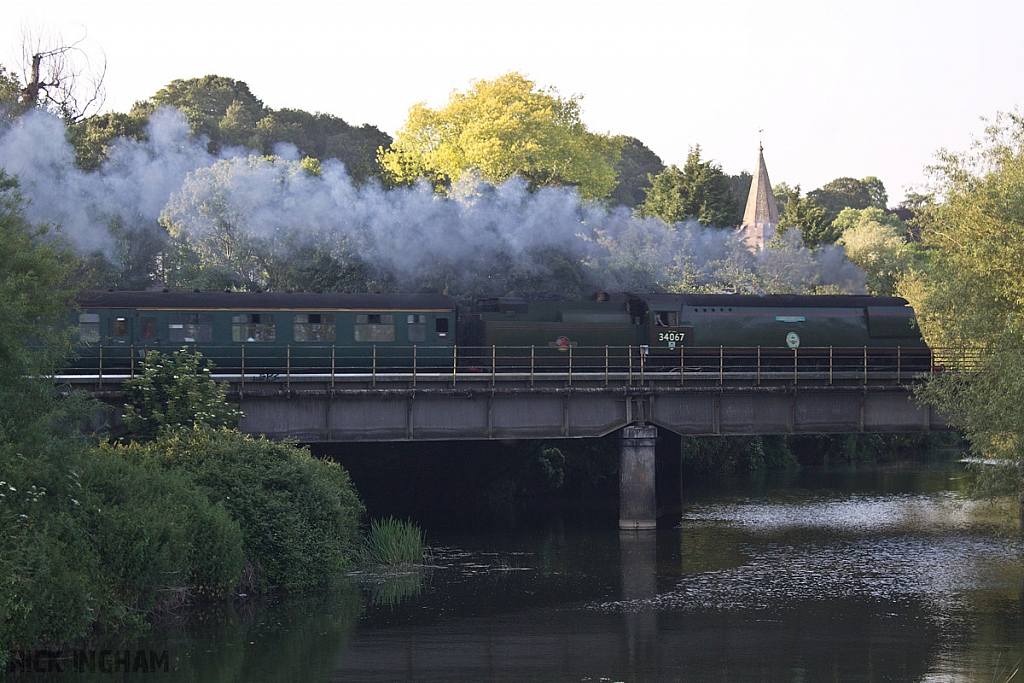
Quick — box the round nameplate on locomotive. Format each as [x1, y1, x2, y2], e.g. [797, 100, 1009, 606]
[786, 332, 800, 349]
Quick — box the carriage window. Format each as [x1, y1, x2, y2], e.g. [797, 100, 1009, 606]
[435, 318, 449, 338]
[140, 317, 156, 340]
[113, 317, 130, 337]
[294, 313, 336, 342]
[354, 313, 395, 342]
[232, 313, 276, 342]
[170, 313, 214, 343]
[407, 314, 426, 343]
[79, 313, 100, 343]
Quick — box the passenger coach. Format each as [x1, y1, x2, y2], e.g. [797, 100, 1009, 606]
[72, 290, 457, 374]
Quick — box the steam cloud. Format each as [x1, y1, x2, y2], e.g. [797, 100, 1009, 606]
[0, 108, 867, 296]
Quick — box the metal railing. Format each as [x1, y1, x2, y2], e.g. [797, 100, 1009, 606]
[62, 343, 952, 388]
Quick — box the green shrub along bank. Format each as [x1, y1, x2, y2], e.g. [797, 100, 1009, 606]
[677, 436, 800, 476]
[1, 424, 365, 658]
[0, 437, 239, 654]
[107, 427, 365, 592]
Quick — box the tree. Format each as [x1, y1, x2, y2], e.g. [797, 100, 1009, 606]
[835, 208, 914, 296]
[251, 109, 391, 182]
[378, 72, 622, 199]
[261, 238, 382, 294]
[17, 32, 107, 123]
[122, 349, 245, 441]
[609, 136, 664, 209]
[807, 176, 888, 225]
[131, 77, 392, 181]
[0, 65, 21, 111]
[0, 172, 80, 397]
[904, 110, 1024, 529]
[773, 185, 834, 247]
[66, 111, 149, 170]
[134, 75, 266, 153]
[638, 146, 738, 228]
[726, 171, 753, 225]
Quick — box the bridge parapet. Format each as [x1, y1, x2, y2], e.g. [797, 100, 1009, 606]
[67, 369, 944, 442]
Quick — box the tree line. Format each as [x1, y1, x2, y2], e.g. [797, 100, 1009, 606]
[0, 64, 924, 299]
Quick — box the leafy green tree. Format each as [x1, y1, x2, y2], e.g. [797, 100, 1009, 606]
[831, 205, 906, 235]
[904, 111, 1024, 529]
[609, 136, 664, 208]
[66, 111, 149, 170]
[219, 98, 263, 148]
[378, 72, 622, 199]
[162, 156, 344, 291]
[262, 238, 383, 293]
[122, 349, 244, 441]
[835, 208, 915, 296]
[774, 184, 834, 247]
[0, 172, 80, 407]
[638, 146, 738, 227]
[133, 75, 267, 153]
[807, 176, 888, 224]
[726, 171, 753, 225]
[252, 109, 392, 182]
[0, 65, 21, 113]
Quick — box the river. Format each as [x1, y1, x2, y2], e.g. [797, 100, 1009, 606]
[15, 460, 1024, 682]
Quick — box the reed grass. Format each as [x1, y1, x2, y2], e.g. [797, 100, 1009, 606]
[362, 516, 425, 565]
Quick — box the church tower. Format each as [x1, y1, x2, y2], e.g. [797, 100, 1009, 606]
[737, 145, 779, 252]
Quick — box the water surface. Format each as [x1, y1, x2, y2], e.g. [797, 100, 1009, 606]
[19, 462, 1024, 682]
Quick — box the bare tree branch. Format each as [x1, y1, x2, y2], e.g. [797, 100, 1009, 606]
[18, 25, 106, 123]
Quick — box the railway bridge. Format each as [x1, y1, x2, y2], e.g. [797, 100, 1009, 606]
[68, 352, 947, 530]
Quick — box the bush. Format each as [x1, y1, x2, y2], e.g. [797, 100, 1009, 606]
[0, 440, 244, 654]
[120, 427, 365, 592]
[121, 349, 244, 441]
[86, 447, 245, 603]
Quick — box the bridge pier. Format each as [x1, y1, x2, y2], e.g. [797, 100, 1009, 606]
[618, 425, 658, 530]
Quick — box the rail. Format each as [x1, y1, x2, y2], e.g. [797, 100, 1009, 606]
[58, 343, 976, 388]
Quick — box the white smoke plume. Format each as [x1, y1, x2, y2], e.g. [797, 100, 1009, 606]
[0, 108, 218, 254]
[0, 107, 867, 297]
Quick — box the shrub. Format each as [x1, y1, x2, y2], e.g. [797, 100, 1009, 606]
[121, 349, 244, 441]
[0, 440, 244, 655]
[123, 427, 364, 592]
[86, 446, 245, 603]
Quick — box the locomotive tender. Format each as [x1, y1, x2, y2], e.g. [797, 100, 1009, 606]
[69, 290, 931, 376]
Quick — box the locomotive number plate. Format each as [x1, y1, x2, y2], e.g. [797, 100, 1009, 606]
[658, 331, 686, 342]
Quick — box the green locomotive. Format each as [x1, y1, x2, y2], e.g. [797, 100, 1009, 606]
[459, 292, 931, 374]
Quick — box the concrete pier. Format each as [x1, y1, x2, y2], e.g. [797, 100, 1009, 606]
[618, 425, 658, 530]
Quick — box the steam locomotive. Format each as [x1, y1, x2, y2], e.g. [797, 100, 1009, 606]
[68, 289, 932, 376]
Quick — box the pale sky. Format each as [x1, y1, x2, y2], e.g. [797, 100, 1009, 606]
[4, 0, 1022, 204]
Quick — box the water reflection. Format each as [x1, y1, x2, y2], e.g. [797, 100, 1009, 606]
[619, 530, 658, 671]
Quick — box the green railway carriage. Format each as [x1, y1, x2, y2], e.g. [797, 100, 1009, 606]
[71, 290, 457, 375]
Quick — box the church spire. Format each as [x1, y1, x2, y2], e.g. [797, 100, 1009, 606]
[737, 144, 779, 252]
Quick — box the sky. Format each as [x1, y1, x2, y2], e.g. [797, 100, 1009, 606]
[3, 0, 1023, 205]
